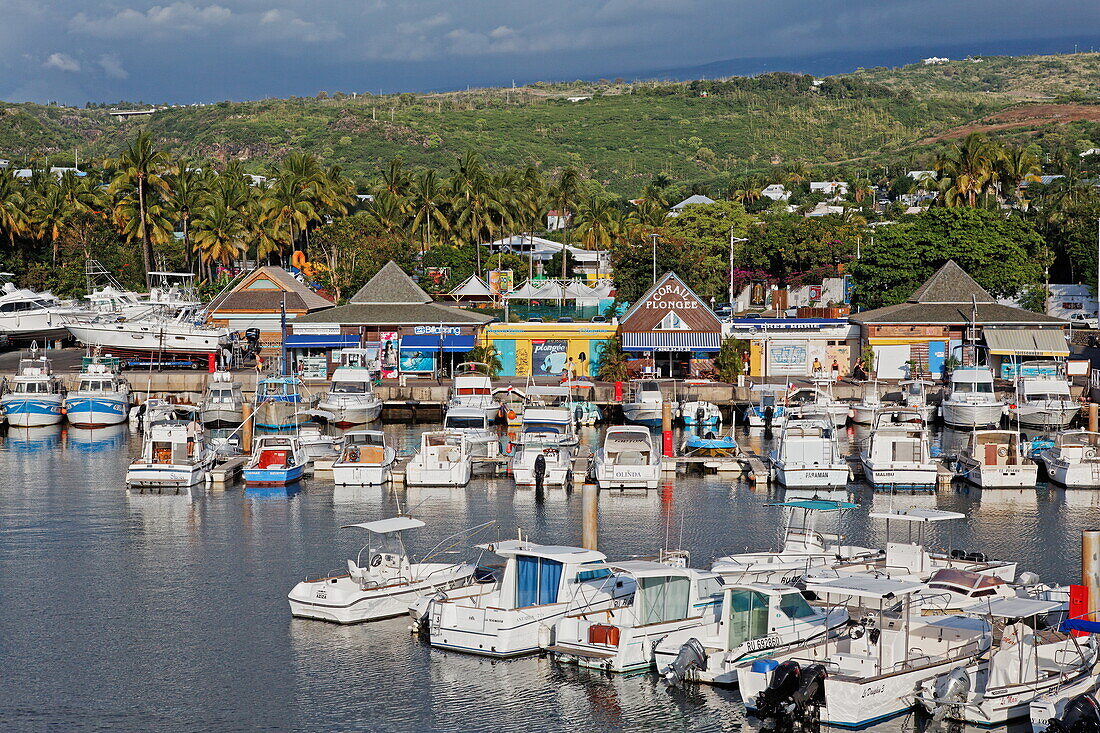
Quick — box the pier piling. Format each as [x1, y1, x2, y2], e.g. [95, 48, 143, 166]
[1090, 404, 1098, 433]
[1083, 530, 1100, 617]
[662, 402, 673, 458]
[241, 402, 253, 453]
[582, 482, 598, 550]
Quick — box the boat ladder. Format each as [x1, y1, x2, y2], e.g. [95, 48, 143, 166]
[429, 600, 444, 635]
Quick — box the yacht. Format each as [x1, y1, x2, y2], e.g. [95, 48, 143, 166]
[316, 363, 383, 427]
[1, 355, 64, 427]
[1009, 363, 1079, 430]
[0, 280, 88, 342]
[1040, 431, 1100, 488]
[656, 582, 851, 686]
[787, 384, 849, 428]
[446, 362, 500, 423]
[679, 398, 722, 429]
[861, 407, 938, 491]
[331, 430, 396, 486]
[126, 419, 212, 489]
[511, 431, 575, 489]
[405, 431, 472, 487]
[64, 359, 131, 427]
[200, 371, 244, 427]
[426, 540, 633, 658]
[253, 375, 315, 429]
[590, 426, 661, 490]
[942, 366, 1004, 429]
[242, 434, 307, 486]
[548, 562, 725, 674]
[745, 385, 789, 428]
[900, 378, 937, 423]
[622, 381, 670, 427]
[769, 418, 849, 490]
[66, 306, 228, 362]
[956, 430, 1038, 488]
[288, 517, 478, 624]
[443, 406, 500, 459]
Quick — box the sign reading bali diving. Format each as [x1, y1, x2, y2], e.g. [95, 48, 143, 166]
[619, 273, 723, 333]
[531, 340, 568, 376]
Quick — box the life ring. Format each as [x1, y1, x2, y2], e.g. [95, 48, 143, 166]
[370, 554, 383, 567]
[997, 447, 1009, 457]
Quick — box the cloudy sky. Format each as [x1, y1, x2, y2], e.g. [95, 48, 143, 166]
[4, 1, 1099, 104]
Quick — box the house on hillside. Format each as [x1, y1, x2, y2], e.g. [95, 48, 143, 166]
[207, 266, 334, 348]
[761, 184, 790, 201]
[810, 181, 848, 197]
[546, 210, 571, 231]
[668, 194, 716, 216]
[482, 234, 610, 281]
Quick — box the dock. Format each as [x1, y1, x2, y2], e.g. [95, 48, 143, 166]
[207, 456, 248, 489]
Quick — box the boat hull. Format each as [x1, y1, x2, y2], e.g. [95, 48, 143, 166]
[316, 398, 383, 427]
[1043, 459, 1100, 489]
[66, 322, 225, 354]
[243, 464, 305, 486]
[942, 401, 1004, 430]
[254, 401, 310, 429]
[405, 463, 471, 487]
[1, 396, 64, 427]
[622, 404, 663, 427]
[1011, 403, 1079, 430]
[64, 395, 130, 427]
[289, 565, 476, 624]
[774, 464, 849, 489]
[201, 406, 243, 427]
[331, 463, 392, 486]
[957, 457, 1038, 488]
[126, 462, 207, 487]
[862, 462, 938, 491]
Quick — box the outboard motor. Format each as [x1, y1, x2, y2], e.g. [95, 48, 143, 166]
[928, 666, 971, 730]
[696, 405, 706, 425]
[1048, 694, 1100, 733]
[662, 637, 707, 687]
[244, 328, 261, 356]
[534, 453, 547, 495]
[755, 660, 801, 718]
[574, 405, 584, 425]
[789, 663, 828, 722]
[763, 404, 775, 438]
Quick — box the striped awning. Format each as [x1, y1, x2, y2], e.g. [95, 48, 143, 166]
[622, 332, 722, 352]
[984, 328, 1069, 357]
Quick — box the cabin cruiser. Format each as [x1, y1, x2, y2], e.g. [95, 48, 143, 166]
[679, 398, 722, 428]
[316, 362, 382, 427]
[253, 375, 315, 429]
[901, 378, 937, 423]
[1009, 363, 1079, 430]
[443, 407, 500, 458]
[861, 407, 938, 491]
[590, 426, 661, 490]
[956, 430, 1038, 488]
[406, 431, 472, 487]
[746, 385, 789, 429]
[657, 583, 851, 686]
[426, 540, 633, 658]
[516, 386, 578, 446]
[332, 430, 396, 486]
[0, 280, 88, 342]
[549, 562, 725, 674]
[622, 381, 671, 427]
[769, 418, 848, 490]
[942, 366, 1005, 429]
[908, 568, 1068, 617]
[200, 371, 244, 427]
[739, 576, 993, 729]
[288, 517, 478, 624]
[850, 381, 886, 425]
[1040, 431, 1100, 488]
[0, 355, 64, 426]
[510, 431, 575, 489]
[126, 418, 211, 488]
[242, 434, 307, 486]
[787, 384, 849, 428]
[64, 360, 130, 428]
[919, 598, 1095, 726]
[66, 306, 228, 362]
[446, 362, 500, 423]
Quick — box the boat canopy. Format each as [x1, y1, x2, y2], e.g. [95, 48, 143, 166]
[977, 597, 1064, 619]
[869, 508, 965, 523]
[343, 517, 425, 534]
[476, 539, 605, 563]
[1062, 617, 1100, 634]
[807, 576, 925, 600]
[606, 560, 700, 579]
[604, 430, 654, 452]
[766, 499, 858, 512]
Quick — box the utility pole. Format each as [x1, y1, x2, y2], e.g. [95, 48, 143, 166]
[729, 230, 748, 307]
[650, 233, 659, 285]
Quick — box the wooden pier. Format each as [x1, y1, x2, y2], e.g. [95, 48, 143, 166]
[207, 456, 248, 489]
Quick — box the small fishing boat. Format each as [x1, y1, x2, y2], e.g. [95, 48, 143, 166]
[64, 359, 131, 428]
[510, 431, 575, 489]
[787, 383, 849, 428]
[126, 418, 212, 488]
[1, 354, 64, 427]
[242, 434, 307, 486]
[443, 406, 500, 458]
[745, 385, 789, 429]
[446, 362, 500, 423]
[769, 418, 849, 490]
[849, 381, 885, 425]
[590, 426, 661, 490]
[332, 430, 396, 486]
[622, 381, 671, 427]
[297, 423, 341, 465]
[405, 431, 472, 487]
[900, 378, 937, 423]
[1009, 361, 1079, 430]
[200, 371, 244, 427]
[562, 379, 601, 425]
[287, 516, 479, 624]
[316, 362, 383, 427]
[679, 398, 721, 428]
[942, 365, 1005, 430]
[861, 407, 938, 491]
[253, 375, 315, 429]
[956, 430, 1038, 488]
[517, 386, 577, 446]
[1040, 431, 1100, 488]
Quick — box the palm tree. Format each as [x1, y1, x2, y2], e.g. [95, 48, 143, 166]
[409, 170, 449, 251]
[260, 174, 318, 262]
[573, 195, 622, 249]
[786, 162, 812, 185]
[193, 201, 247, 274]
[997, 146, 1040, 203]
[934, 133, 999, 207]
[166, 161, 208, 272]
[364, 190, 409, 236]
[28, 181, 72, 265]
[549, 167, 580, 278]
[108, 131, 171, 275]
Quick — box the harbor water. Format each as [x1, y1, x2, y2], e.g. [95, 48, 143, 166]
[1, 421, 1097, 731]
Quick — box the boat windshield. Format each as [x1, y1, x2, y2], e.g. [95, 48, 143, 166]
[331, 381, 368, 394]
[15, 381, 51, 393]
[81, 379, 114, 392]
[954, 382, 993, 394]
[522, 422, 564, 434]
[208, 388, 235, 403]
[445, 415, 486, 430]
[778, 592, 817, 619]
[348, 433, 384, 446]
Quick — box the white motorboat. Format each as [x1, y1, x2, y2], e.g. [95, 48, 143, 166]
[956, 430, 1038, 488]
[1040, 431, 1100, 488]
[517, 386, 578, 446]
[316, 364, 382, 427]
[130, 398, 199, 432]
[861, 407, 938, 491]
[679, 399, 722, 428]
[549, 561, 725, 674]
[919, 598, 1096, 726]
[739, 576, 993, 729]
[787, 383, 849, 428]
[443, 406, 500, 459]
[242, 434, 308, 486]
[590, 426, 661, 490]
[562, 379, 601, 425]
[66, 306, 228, 362]
[1031, 617, 1100, 733]
[510, 432, 576, 488]
[1009, 363, 1079, 430]
[0, 280, 88, 342]
[1, 355, 64, 427]
[901, 378, 937, 423]
[426, 540, 633, 658]
[622, 381, 671, 427]
[253, 375, 316, 429]
[942, 366, 1005, 429]
[126, 418, 212, 488]
[298, 423, 341, 465]
[288, 516, 479, 624]
[446, 362, 500, 423]
[850, 381, 886, 425]
[200, 371, 244, 427]
[746, 385, 789, 429]
[64, 359, 130, 428]
[406, 431, 472, 487]
[656, 582, 851, 686]
[908, 567, 1069, 617]
[332, 430, 396, 486]
[769, 418, 849, 490]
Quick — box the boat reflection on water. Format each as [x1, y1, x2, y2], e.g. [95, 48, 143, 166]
[3, 424, 62, 452]
[971, 486, 1040, 511]
[66, 423, 128, 453]
[331, 482, 387, 508]
[246, 481, 303, 500]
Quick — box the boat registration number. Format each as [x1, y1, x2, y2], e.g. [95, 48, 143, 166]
[745, 635, 781, 652]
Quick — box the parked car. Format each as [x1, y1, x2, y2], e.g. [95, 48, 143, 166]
[557, 317, 574, 323]
[590, 316, 607, 323]
[1070, 312, 1099, 329]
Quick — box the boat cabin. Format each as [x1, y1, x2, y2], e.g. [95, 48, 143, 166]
[965, 431, 1023, 467]
[950, 366, 996, 395]
[478, 540, 614, 610]
[142, 420, 202, 463]
[252, 435, 301, 469]
[417, 431, 469, 466]
[340, 431, 387, 463]
[327, 367, 376, 394]
[343, 516, 420, 588]
[723, 583, 825, 652]
[602, 427, 657, 465]
[444, 408, 490, 431]
[256, 377, 305, 403]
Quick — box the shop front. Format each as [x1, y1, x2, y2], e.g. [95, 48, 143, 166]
[481, 322, 618, 379]
[619, 273, 724, 379]
[728, 319, 858, 379]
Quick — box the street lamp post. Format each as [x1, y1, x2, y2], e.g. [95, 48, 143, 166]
[729, 230, 748, 308]
[650, 233, 659, 285]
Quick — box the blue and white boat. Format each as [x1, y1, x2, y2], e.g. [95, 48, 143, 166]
[254, 376, 314, 429]
[745, 385, 788, 428]
[64, 359, 131, 427]
[679, 399, 722, 428]
[243, 434, 307, 486]
[1, 355, 64, 427]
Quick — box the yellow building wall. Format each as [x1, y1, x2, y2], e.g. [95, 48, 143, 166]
[482, 322, 618, 378]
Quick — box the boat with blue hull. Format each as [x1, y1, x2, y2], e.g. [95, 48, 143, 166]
[1, 355, 64, 427]
[243, 435, 308, 486]
[64, 360, 131, 427]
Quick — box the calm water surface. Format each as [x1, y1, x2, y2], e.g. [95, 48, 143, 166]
[1, 421, 1098, 731]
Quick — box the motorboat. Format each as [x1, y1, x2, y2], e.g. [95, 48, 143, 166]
[746, 385, 789, 429]
[590, 426, 661, 490]
[739, 576, 993, 729]
[861, 407, 938, 491]
[316, 364, 382, 427]
[0, 280, 88, 342]
[622, 381, 671, 427]
[426, 540, 633, 658]
[126, 419, 212, 489]
[900, 378, 937, 423]
[656, 582, 851, 686]
[679, 398, 722, 429]
[510, 431, 575, 489]
[253, 375, 315, 429]
[850, 381, 886, 425]
[548, 562, 725, 674]
[66, 306, 228, 362]
[64, 359, 131, 428]
[769, 418, 849, 490]
[942, 366, 1005, 430]
[562, 379, 601, 425]
[405, 431, 472, 487]
[446, 362, 500, 423]
[287, 516, 479, 624]
[200, 371, 244, 427]
[516, 386, 578, 447]
[1, 355, 64, 427]
[1031, 617, 1100, 733]
[130, 398, 198, 432]
[443, 406, 500, 458]
[909, 567, 1068, 617]
[1009, 363, 1079, 430]
[919, 598, 1096, 726]
[242, 434, 307, 486]
[298, 423, 341, 466]
[1040, 431, 1100, 488]
[787, 383, 849, 428]
[956, 430, 1038, 488]
[332, 430, 396, 486]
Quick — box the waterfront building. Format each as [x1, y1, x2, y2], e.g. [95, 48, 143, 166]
[207, 266, 334, 349]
